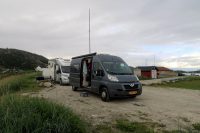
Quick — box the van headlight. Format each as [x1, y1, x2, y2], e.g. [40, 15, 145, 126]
[108, 74, 119, 82]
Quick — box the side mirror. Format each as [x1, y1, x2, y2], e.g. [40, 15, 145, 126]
[96, 69, 104, 77]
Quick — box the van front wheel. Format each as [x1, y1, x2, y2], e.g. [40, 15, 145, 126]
[101, 87, 110, 102]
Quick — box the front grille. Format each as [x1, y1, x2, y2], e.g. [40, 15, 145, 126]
[124, 84, 139, 91]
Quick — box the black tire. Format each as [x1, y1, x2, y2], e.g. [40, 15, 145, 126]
[131, 96, 136, 99]
[100, 87, 110, 102]
[72, 86, 78, 91]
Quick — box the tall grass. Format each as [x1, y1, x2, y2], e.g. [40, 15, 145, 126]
[0, 95, 87, 133]
[0, 72, 40, 96]
[152, 76, 200, 90]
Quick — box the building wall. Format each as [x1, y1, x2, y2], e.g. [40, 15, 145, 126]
[151, 70, 157, 79]
[157, 71, 178, 78]
[141, 71, 152, 78]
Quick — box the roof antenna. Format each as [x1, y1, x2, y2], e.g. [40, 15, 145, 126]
[89, 8, 91, 54]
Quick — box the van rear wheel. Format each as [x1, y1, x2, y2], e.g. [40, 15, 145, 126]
[101, 87, 110, 102]
[72, 86, 78, 91]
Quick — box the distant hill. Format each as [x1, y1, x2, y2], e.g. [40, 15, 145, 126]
[0, 48, 48, 70]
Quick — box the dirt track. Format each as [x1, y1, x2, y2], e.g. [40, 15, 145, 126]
[31, 85, 200, 130]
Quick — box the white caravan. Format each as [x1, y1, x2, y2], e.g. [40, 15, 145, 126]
[48, 58, 71, 85]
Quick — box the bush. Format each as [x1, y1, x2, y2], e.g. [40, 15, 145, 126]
[0, 95, 87, 133]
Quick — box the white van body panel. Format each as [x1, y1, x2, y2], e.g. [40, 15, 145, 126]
[42, 68, 51, 79]
[46, 58, 71, 84]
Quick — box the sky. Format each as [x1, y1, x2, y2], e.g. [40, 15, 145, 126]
[0, 0, 200, 71]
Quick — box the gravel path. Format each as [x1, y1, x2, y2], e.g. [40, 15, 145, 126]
[31, 85, 200, 130]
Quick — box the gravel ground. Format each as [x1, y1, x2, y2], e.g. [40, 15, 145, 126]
[30, 85, 200, 130]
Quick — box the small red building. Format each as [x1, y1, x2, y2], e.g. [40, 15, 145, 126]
[137, 66, 177, 79]
[137, 66, 157, 79]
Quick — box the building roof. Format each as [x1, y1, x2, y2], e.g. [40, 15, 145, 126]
[137, 66, 156, 71]
[137, 66, 173, 71]
[156, 67, 172, 71]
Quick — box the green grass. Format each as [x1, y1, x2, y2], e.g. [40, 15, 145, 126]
[163, 130, 187, 133]
[139, 77, 152, 80]
[94, 124, 114, 133]
[192, 123, 200, 131]
[0, 95, 87, 133]
[152, 76, 200, 90]
[93, 120, 155, 133]
[0, 72, 41, 96]
[94, 120, 200, 133]
[116, 119, 155, 133]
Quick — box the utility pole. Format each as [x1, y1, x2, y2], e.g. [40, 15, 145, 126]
[89, 8, 91, 54]
[145, 59, 148, 66]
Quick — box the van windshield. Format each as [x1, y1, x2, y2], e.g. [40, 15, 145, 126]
[102, 61, 133, 75]
[61, 66, 70, 73]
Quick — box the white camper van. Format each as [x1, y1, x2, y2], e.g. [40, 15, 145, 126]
[48, 58, 71, 85]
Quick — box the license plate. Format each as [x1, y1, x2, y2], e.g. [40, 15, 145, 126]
[129, 91, 137, 95]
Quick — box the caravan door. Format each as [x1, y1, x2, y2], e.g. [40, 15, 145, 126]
[55, 65, 61, 82]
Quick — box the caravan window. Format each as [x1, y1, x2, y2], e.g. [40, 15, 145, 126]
[61, 66, 70, 73]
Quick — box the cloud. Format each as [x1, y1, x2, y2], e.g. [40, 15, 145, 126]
[0, 0, 200, 70]
[159, 54, 200, 69]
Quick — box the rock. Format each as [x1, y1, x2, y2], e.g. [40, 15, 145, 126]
[43, 82, 52, 87]
[38, 82, 44, 87]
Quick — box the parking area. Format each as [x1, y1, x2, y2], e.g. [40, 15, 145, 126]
[31, 85, 200, 130]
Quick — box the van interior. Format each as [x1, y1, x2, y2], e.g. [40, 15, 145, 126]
[81, 57, 92, 87]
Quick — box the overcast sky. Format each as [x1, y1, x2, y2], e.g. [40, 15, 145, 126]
[0, 0, 200, 70]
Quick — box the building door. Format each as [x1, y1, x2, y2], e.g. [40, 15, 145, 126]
[151, 70, 157, 79]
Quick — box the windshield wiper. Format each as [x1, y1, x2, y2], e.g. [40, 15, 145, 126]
[108, 71, 119, 75]
[118, 73, 133, 75]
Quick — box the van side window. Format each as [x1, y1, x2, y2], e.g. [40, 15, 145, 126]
[93, 62, 103, 75]
[71, 64, 80, 73]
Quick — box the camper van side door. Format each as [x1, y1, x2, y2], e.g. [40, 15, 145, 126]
[91, 62, 104, 93]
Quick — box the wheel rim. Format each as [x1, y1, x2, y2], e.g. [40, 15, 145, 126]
[102, 91, 106, 99]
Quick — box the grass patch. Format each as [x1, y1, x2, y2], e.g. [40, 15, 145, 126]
[192, 123, 200, 131]
[139, 77, 152, 80]
[94, 121, 156, 133]
[163, 130, 187, 133]
[94, 124, 114, 133]
[0, 95, 87, 133]
[152, 76, 200, 90]
[0, 72, 41, 96]
[116, 119, 155, 133]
